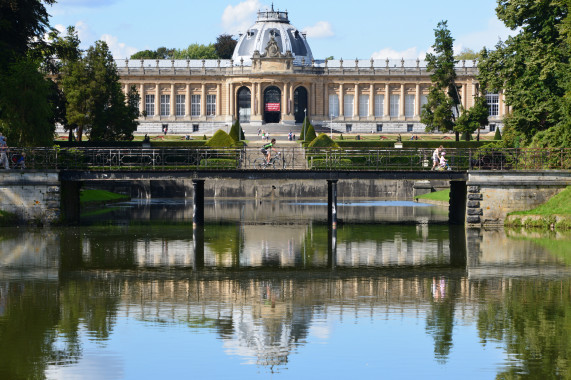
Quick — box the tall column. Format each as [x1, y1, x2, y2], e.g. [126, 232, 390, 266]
[339, 84, 344, 117]
[499, 91, 504, 117]
[139, 83, 145, 115]
[369, 84, 375, 118]
[354, 84, 359, 117]
[185, 84, 190, 118]
[229, 82, 234, 117]
[289, 83, 294, 115]
[311, 83, 316, 117]
[399, 83, 405, 117]
[170, 84, 175, 117]
[216, 84, 221, 116]
[250, 84, 255, 116]
[201, 83, 206, 117]
[257, 82, 262, 115]
[384, 84, 390, 117]
[415, 84, 421, 117]
[324, 83, 329, 117]
[282, 82, 288, 120]
[155, 83, 160, 117]
[462, 84, 467, 109]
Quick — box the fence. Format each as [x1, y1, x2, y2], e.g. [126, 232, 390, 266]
[2, 147, 570, 171]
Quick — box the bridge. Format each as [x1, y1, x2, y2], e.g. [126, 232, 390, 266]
[0, 147, 569, 226]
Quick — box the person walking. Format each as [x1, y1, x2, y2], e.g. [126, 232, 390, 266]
[432, 145, 443, 170]
[0, 136, 10, 170]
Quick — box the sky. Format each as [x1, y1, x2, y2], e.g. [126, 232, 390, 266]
[47, 0, 516, 60]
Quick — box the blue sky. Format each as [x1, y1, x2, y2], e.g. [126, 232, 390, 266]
[48, 0, 515, 59]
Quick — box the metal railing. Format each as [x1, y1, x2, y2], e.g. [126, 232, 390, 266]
[2, 147, 569, 171]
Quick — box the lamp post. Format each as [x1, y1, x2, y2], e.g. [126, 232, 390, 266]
[303, 108, 307, 138]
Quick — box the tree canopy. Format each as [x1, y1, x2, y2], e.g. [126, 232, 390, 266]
[214, 34, 237, 59]
[130, 34, 237, 60]
[478, 0, 570, 148]
[421, 21, 462, 140]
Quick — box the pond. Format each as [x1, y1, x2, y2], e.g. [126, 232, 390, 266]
[0, 200, 569, 379]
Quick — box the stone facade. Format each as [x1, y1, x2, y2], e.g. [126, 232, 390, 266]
[112, 9, 506, 136]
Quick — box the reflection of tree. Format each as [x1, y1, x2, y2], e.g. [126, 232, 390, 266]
[0, 282, 68, 380]
[477, 280, 571, 379]
[425, 277, 460, 363]
[205, 224, 242, 266]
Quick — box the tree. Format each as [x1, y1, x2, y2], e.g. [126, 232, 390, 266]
[62, 41, 139, 141]
[454, 48, 479, 61]
[478, 0, 569, 147]
[456, 95, 489, 141]
[174, 43, 217, 60]
[214, 34, 237, 59]
[0, 58, 54, 146]
[421, 21, 462, 141]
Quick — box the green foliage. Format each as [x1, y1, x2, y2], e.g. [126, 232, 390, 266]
[305, 123, 317, 142]
[214, 34, 237, 59]
[454, 48, 479, 61]
[415, 189, 450, 202]
[174, 43, 217, 60]
[422, 21, 461, 139]
[0, 210, 19, 226]
[456, 95, 489, 141]
[478, 0, 569, 147]
[335, 140, 487, 149]
[509, 186, 571, 216]
[494, 127, 502, 140]
[228, 120, 244, 142]
[80, 189, 129, 204]
[205, 130, 235, 147]
[199, 158, 238, 168]
[299, 117, 309, 140]
[149, 140, 207, 148]
[308, 133, 339, 148]
[0, 58, 55, 146]
[130, 47, 176, 60]
[61, 41, 139, 141]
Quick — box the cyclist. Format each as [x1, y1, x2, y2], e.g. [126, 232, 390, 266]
[261, 138, 277, 164]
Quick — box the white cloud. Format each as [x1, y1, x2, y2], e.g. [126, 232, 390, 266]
[221, 0, 262, 35]
[371, 47, 426, 60]
[456, 17, 515, 51]
[303, 21, 334, 39]
[101, 34, 138, 59]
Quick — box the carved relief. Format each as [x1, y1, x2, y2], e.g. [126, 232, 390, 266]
[262, 35, 283, 58]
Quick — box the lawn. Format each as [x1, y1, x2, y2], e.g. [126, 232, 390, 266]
[509, 186, 571, 216]
[414, 189, 450, 202]
[80, 189, 130, 204]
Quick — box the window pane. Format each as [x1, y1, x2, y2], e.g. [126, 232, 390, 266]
[390, 94, 399, 117]
[145, 94, 155, 116]
[405, 95, 415, 117]
[160, 94, 170, 116]
[191, 95, 201, 117]
[206, 95, 216, 116]
[344, 94, 353, 118]
[176, 95, 185, 116]
[359, 94, 369, 117]
[374, 95, 384, 117]
[328, 94, 339, 117]
[486, 93, 499, 116]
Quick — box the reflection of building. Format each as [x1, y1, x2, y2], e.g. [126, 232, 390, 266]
[116, 7, 506, 135]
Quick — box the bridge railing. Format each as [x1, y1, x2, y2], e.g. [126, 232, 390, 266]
[5, 147, 570, 171]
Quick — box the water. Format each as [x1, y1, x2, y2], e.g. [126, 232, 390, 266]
[0, 200, 570, 380]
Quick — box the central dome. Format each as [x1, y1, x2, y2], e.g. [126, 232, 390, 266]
[232, 7, 313, 65]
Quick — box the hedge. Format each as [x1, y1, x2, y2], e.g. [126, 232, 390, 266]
[199, 158, 238, 168]
[335, 140, 488, 149]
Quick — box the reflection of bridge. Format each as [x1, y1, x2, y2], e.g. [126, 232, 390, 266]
[0, 147, 569, 226]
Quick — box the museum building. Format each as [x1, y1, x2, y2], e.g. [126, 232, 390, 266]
[116, 7, 506, 135]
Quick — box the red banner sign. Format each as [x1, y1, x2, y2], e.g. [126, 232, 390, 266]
[265, 103, 281, 112]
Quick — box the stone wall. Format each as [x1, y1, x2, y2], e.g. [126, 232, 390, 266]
[466, 171, 571, 226]
[0, 171, 61, 224]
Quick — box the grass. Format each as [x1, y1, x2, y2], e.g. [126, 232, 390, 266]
[80, 189, 130, 204]
[509, 186, 571, 216]
[414, 189, 450, 202]
[0, 210, 18, 226]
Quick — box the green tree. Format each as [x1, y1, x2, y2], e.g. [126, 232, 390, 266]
[229, 119, 244, 142]
[214, 34, 237, 59]
[130, 47, 175, 60]
[454, 47, 479, 61]
[421, 21, 462, 141]
[174, 43, 217, 60]
[62, 41, 139, 141]
[456, 95, 489, 141]
[478, 0, 569, 147]
[0, 58, 54, 146]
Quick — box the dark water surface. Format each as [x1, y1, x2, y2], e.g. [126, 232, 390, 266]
[0, 200, 570, 379]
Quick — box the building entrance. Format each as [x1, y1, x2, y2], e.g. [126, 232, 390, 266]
[264, 86, 281, 124]
[237, 87, 251, 123]
[294, 86, 308, 123]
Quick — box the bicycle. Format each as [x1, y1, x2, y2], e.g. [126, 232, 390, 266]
[252, 151, 286, 169]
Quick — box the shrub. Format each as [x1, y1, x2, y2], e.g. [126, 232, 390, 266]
[305, 123, 317, 142]
[206, 130, 236, 147]
[199, 158, 238, 168]
[308, 133, 339, 148]
[494, 127, 502, 140]
[229, 120, 244, 142]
